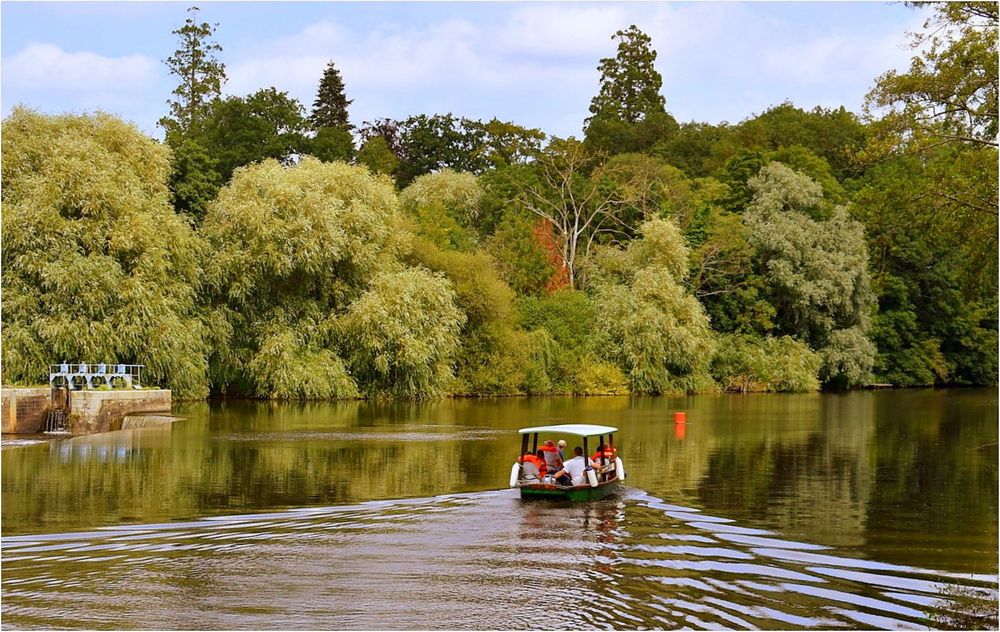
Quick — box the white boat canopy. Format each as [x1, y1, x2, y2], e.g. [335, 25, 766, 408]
[518, 424, 618, 437]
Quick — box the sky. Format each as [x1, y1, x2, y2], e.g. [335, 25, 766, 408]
[1, 1, 925, 139]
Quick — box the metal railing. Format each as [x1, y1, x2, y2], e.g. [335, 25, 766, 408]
[48, 363, 144, 390]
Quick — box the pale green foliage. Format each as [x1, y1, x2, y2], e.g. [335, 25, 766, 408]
[745, 163, 876, 385]
[711, 334, 821, 392]
[591, 219, 716, 394]
[572, 358, 629, 395]
[340, 268, 465, 398]
[247, 328, 358, 400]
[746, 161, 824, 218]
[1, 108, 210, 398]
[407, 237, 535, 395]
[819, 327, 877, 388]
[590, 217, 690, 285]
[399, 170, 482, 250]
[203, 157, 403, 310]
[202, 157, 405, 397]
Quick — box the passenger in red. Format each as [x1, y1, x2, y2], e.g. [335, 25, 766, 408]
[539, 440, 562, 472]
[521, 450, 547, 475]
[592, 443, 614, 463]
[592, 443, 615, 481]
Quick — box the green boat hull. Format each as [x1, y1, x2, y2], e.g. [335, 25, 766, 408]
[519, 480, 620, 502]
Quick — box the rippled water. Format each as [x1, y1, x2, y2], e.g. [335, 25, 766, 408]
[3, 491, 996, 629]
[2, 389, 997, 629]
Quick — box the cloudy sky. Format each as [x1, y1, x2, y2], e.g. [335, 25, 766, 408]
[2, 2, 924, 139]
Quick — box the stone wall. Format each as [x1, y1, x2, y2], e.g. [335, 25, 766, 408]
[68, 390, 172, 435]
[1, 387, 52, 434]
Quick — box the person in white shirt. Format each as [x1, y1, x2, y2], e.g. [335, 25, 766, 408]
[550, 446, 599, 486]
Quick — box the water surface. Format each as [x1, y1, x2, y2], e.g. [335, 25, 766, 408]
[2, 389, 997, 629]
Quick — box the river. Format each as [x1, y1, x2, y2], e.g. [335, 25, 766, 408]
[2, 388, 996, 629]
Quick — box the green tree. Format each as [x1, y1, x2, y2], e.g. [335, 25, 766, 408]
[517, 289, 604, 392]
[340, 267, 465, 398]
[406, 238, 544, 395]
[590, 219, 717, 394]
[197, 87, 309, 183]
[711, 334, 820, 392]
[585, 25, 673, 155]
[865, 2, 998, 153]
[853, 158, 997, 386]
[689, 209, 776, 336]
[731, 102, 867, 180]
[309, 60, 353, 130]
[399, 170, 482, 251]
[464, 118, 546, 168]
[587, 25, 666, 126]
[159, 5, 226, 139]
[485, 212, 558, 296]
[745, 163, 876, 387]
[652, 121, 736, 177]
[168, 137, 222, 221]
[201, 157, 406, 398]
[307, 126, 355, 163]
[357, 136, 399, 178]
[585, 110, 679, 155]
[2, 109, 211, 398]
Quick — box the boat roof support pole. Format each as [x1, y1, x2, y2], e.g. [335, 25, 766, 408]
[531, 433, 538, 453]
[520, 433, 529, 458]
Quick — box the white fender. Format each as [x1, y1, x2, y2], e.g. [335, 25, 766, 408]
[615, 457, 626, 481]
[509, 462, 521, 488]
[586, 467, 598, 488]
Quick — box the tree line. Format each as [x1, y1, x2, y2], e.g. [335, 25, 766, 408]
[2, 3, 996, 399]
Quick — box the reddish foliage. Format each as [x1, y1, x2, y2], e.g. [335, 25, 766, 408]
[532, 219, 570, 292]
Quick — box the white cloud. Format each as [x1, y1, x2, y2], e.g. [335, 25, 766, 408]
[493, 5, 627, 57]
[2, 43, 155, 92]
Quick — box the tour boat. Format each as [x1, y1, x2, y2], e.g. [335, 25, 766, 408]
[509, 423, 625, 501]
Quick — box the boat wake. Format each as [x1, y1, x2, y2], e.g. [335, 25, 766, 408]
[2, 488, 996, 629]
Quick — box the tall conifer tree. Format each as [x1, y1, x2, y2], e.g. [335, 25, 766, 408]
[310, 61, 353, 130]
[587, 25, 665, 125]
[159, 6, 226, 139]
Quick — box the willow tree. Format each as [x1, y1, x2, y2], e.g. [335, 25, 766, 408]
[201, 157, 464, 399]
[340, 268, 465, 398]
[745, 162, 876, 387]
[399, 169, 482, 251]
[590, 218, 717, 394]
[1, 109, 210, 397]
[201, 158, 397, 398]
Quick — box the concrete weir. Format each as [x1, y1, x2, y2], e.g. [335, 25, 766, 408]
[1, 387, 172, 436]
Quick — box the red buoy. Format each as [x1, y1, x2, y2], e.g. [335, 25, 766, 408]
[674, 411, 687, 424]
